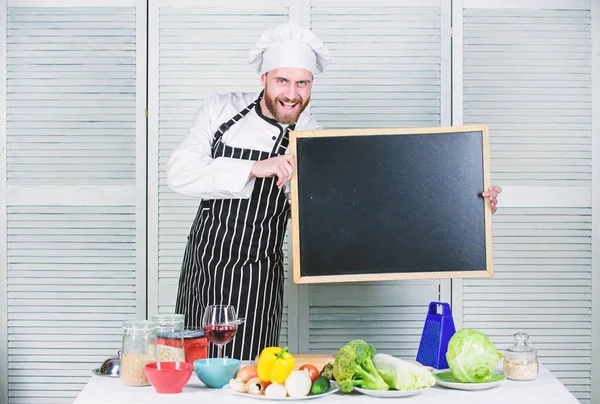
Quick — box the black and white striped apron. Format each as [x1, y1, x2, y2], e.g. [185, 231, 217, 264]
[175, 94, 293, 361]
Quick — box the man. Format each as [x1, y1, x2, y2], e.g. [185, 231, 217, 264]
[167, 22, 502, 361]
[167, 22, 328, 361]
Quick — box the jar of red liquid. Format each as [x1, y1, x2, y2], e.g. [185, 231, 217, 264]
[182, 329, 208, 364]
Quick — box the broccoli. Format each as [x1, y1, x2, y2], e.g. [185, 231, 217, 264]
[320, 362, 335, 380]
[333, 339, 389, 393]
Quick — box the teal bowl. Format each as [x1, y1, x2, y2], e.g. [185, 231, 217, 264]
[193, 358, 241, 388]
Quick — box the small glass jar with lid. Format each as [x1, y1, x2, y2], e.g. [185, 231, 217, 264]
[120, 320, 157, 386]
[151, 313, 186, 363]
[503, 332, 539, 381]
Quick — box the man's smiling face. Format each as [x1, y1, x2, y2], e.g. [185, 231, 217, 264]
[261, 67, 313, 125]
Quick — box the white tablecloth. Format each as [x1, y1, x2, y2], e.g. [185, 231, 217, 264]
[74, 366, 581, 404]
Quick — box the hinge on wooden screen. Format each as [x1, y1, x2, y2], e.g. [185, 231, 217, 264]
[450, 27, 453, 38]
[145, 109, 148, 118]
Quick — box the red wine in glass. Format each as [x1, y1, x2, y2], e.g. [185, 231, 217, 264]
[201, 305, 243, 358]
[203, 324, 237, 345]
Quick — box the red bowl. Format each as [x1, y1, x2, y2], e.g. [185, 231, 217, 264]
[144, 361, 193, 394]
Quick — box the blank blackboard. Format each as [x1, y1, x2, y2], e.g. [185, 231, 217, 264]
[289, 125, 493, 284]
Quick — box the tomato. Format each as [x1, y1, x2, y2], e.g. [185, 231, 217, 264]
[299, 364, 320, 383]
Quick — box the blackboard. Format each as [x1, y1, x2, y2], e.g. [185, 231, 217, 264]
[289, 125, 493, 284]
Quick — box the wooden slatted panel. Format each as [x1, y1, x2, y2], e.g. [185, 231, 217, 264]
[4, 5, 140, 403]
[310, 0, 443, 129]
[307, 0, 445, 354]
[6, 7, 136, 184]
[461, 2, 593, 402]
[462, 5, 592, 186]
[463, 208, 592, 402]
[309, 281, 439, 357]
[155, 5, 290, 337]
[7, 207, 136, 403]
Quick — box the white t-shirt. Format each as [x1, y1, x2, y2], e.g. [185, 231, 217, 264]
[166, 92, 321, 200]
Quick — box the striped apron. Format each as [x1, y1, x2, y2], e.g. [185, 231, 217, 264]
[175, 94, 293, 361]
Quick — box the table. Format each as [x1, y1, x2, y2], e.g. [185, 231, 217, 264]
[74, 365, 581, 404]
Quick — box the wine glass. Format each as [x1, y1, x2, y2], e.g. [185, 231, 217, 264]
[201, 305, 242, 359]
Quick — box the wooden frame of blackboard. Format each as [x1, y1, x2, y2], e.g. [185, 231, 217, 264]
[289, 124, 493, 285]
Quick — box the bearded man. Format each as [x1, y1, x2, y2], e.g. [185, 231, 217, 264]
[166, 22, 329, 360]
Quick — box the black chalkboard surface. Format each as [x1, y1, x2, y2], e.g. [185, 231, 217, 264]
[289, 125, 493, 284]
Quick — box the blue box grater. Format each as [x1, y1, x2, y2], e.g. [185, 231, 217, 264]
[416, 301, 456, 369]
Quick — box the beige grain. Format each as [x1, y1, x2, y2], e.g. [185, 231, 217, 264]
[120, 352, 155, 386]
[504, 359, 538, 381]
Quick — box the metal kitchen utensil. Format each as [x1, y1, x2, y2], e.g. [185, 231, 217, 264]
[224, 318, 245, 327]
[92, 351, 121, 378]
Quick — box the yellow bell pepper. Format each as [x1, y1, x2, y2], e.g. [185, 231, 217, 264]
[257, 346, 295, 384]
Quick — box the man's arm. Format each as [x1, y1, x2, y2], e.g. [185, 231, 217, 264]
[166, 96, 256, 200]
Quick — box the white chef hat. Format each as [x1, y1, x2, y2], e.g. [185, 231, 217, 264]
[248, 22, 330, 76]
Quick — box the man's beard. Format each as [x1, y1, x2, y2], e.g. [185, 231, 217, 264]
[264, 91, 310, 125]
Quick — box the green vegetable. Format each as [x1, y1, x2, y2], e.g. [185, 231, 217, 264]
[320, 363, 334, 380]
[373, 354, 435, 391]
[333, 339, 389, 393]
[311, 376, 331, 395]
[446, 329, 503, 383]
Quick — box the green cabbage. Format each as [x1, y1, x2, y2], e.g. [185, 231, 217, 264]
[373, 354, 435, 391]
[446, 329, 503, 383]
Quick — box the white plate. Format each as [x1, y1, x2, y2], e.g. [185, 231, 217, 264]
[354, 386, 427, 398]
[223, 382, 339, 401]
[433, 371, 505, 391]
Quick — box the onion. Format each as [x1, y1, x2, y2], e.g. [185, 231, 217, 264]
[265, 382, 287, 398]
[236, 365, 258, 383]
[284, 370, 312, 397]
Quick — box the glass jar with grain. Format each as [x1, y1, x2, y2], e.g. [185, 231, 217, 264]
[504, 332, 539, 381]
[151, 313, 186, 363]
[120, 320, 157, 387]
